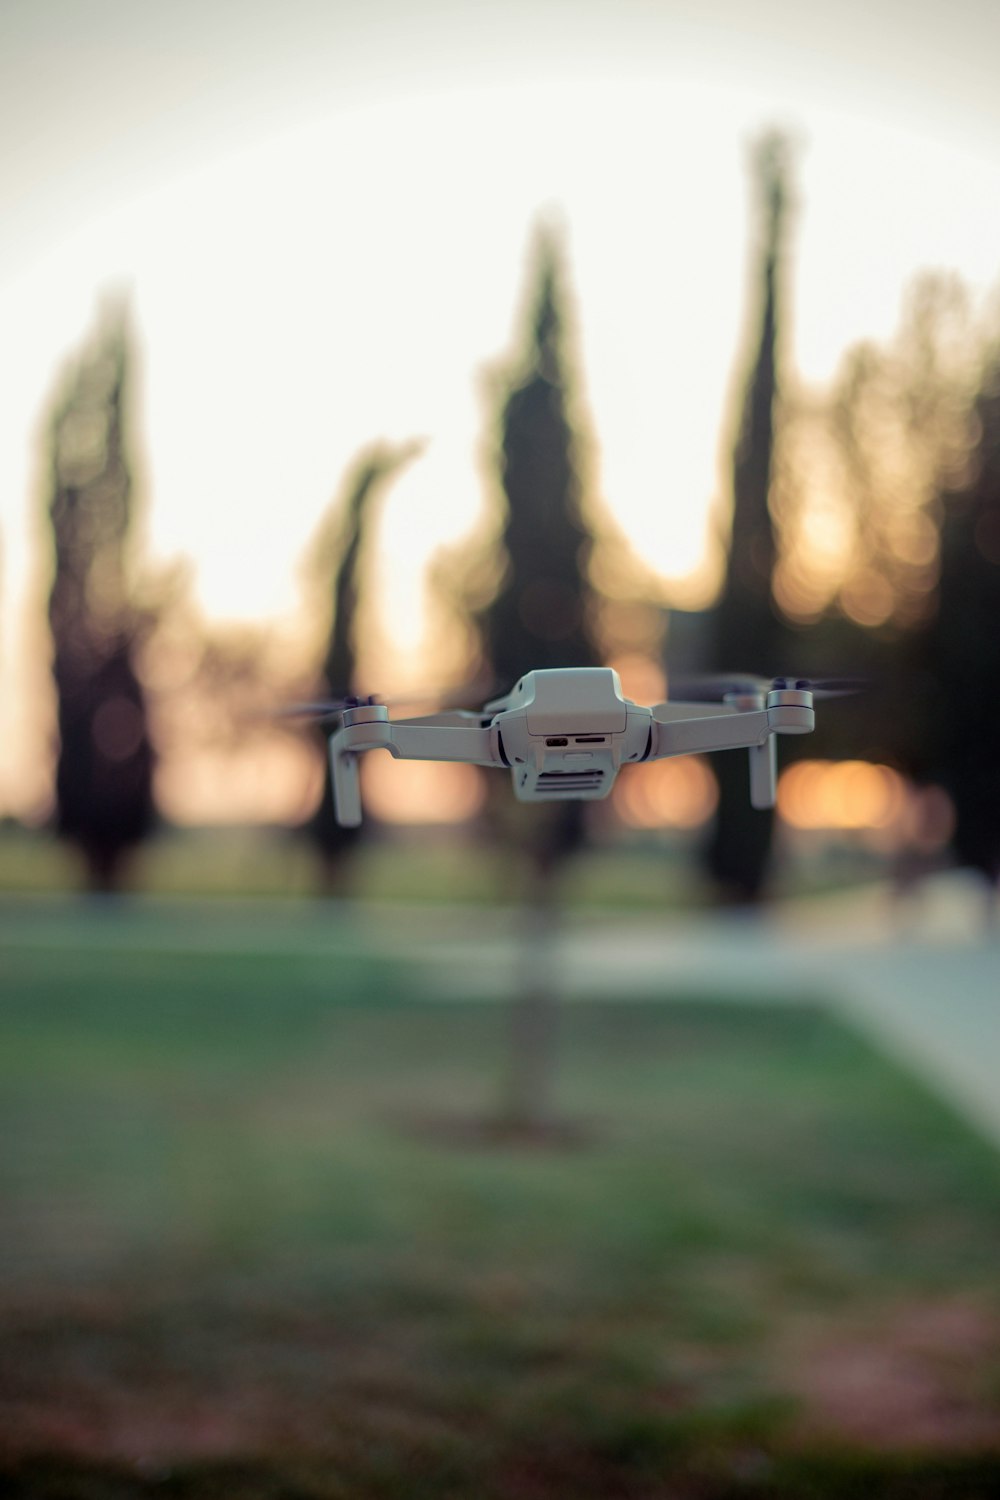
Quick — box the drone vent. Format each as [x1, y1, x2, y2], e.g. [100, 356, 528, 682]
[537, 769, 605, 793]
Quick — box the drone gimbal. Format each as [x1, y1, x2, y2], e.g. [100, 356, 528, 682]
[326, 667, 816, 826]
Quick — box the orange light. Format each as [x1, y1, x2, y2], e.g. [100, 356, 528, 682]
[778, 760, 907, 831]
[155, 738, 323, 826]
[360, 754, 486, 825]
[613, 757, 718, 830]
[609, 654, 666, 706]
[839, 571, 895, 628]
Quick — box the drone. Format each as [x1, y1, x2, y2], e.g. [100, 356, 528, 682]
[289, 666, 856, 827]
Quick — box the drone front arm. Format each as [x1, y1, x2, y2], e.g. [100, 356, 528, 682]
[652, 709, 779, 808]
[389, 725, 499, 765]
[394, 710, 489, 729]
[328, 709, 501, 826]
[648, 692, 814, 809]
[649, 705, 772, 758]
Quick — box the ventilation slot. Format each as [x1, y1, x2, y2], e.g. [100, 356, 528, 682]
[537, 769, 605, 793]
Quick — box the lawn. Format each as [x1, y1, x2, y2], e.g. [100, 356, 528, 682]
[0, 822, 884, 909]
[2, 916, 1000, 1497]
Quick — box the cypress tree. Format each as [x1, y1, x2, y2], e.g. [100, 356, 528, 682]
[703, 135, 792, 903]
[478, 224, 601, 876]
[926, 361, 1000, 900]
[46, 303, 155, 891]
[475, 225, 601, 1129]
[309, 441, 421, 890]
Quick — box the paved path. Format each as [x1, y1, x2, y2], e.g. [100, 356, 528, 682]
[408, 875, 1000, 1151]
[2, 875, 998, 1147]
[423, 875, 1000, 1147]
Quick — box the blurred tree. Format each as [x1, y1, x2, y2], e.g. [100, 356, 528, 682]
[478, 232, 598, 691]
[473, 224, 601, 1130]
[769, 274, 979, 777]
[308, 441, 422, 891]
[701, 133, 792, 904]
[45, 302, 155, 891]
[828, 275, 973, 633]
[923, 357, 1000, 904]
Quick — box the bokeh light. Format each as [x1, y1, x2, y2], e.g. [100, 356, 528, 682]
[613, 756, 718, 830]
[156, 738, 322, 826]
[779, 759, 908, 832]
[361, 754, 487, 826]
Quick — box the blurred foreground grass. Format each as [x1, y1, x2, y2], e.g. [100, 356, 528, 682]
[0, 823, 697, 908]
[2, 919, 1000, 1496]
[0, 822, 884, 909]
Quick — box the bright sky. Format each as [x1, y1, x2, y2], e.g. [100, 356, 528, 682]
[3, 0, 1000, 817]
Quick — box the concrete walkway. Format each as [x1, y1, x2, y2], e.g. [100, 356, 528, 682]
[2, 875, 998, 1148]
[421, 874, 1000, 1150]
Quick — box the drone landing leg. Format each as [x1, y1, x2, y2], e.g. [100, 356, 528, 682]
[330, 747, 362, 827]
[748, 736, 777, 809]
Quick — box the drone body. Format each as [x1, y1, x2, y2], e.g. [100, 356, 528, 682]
[325, 667, 816, 827]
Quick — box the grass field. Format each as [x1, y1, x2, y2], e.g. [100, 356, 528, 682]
[3, 917, 1000, 1497]
[0, 822, 884, 909]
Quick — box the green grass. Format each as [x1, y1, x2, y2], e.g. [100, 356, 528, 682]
[0, 822, 887, 907]
[2, 926, 1000, 1497]
[0, 822, 699, 906]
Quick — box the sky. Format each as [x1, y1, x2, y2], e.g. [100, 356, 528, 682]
[3, 0, 1000, 818]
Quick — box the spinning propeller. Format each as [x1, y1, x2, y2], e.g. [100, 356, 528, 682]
[272, 680, 495, 724]
[666, 674, 867, 702]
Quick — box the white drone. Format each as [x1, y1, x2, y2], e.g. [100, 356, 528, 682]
[296, 667, 855, 827]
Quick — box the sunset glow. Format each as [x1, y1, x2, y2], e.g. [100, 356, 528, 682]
[155, 739, 324, 828]
[361, 755, 487, 827]
[3, 4, 1000, 822]
[613, 757, 718, 832]
[778, 760, 907, 831]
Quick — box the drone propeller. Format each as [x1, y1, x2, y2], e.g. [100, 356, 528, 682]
[270, 676, 498, 725]
[271, 695, 379, 723]
[667, 673, 867, 703]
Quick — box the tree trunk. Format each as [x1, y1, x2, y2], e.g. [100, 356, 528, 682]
[502, 866, 561, 1132]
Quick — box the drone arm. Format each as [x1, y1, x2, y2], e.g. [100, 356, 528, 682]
[649, 691, 814, 757]
[649, 706, 772, 758]
[388, 725, 500, 765]
[651, 711, 783, 809]
[648, 693, 813, 810]
[328, 715, 501, 827]
[393, 710, 490, 729]
[650, 701, 745, 722]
